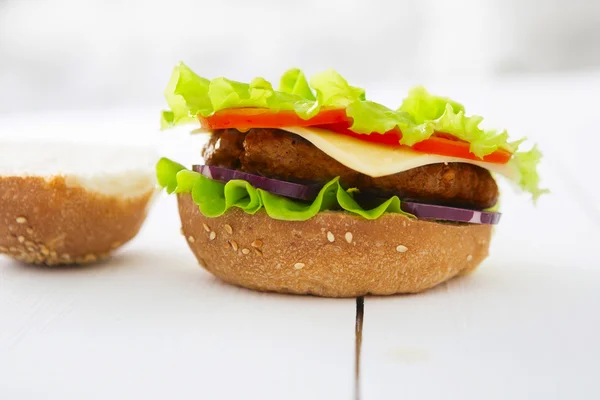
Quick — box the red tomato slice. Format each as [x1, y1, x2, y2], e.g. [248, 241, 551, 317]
[198, 108, 348, 130]
[412, 136, 512, 164]
[316, 123, 512, 164]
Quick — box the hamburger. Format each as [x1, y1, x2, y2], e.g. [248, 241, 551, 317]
[158, 63, 546, 297]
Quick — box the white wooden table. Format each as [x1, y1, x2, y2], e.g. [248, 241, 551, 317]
[1, 74, 599, 399]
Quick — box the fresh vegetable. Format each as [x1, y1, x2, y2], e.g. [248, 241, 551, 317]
[156, 158, 412, 221]
[192, 165, 321, 201]
[278, 68, 316, 100]
[400, 201, 501, 225]
[513, 145, 547, 201]
[198, 108, 347, 131]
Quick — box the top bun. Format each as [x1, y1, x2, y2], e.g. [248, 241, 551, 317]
[0, 141, 157, 265]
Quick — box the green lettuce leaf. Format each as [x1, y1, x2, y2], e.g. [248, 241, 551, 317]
[156, 158, 413, 221]
[161, 62, 211, 129]
[160, 63, 318, 128]
[209, 77, 276, 113]
[398, 86, 464, 123]
[432, 104, 514, 158]
[309, 68, 366, 107]
[156, 157, 186, 193]
[512, 145, 549, 202]
[279, 68, 316, 101]
[345, 100, 410, 134]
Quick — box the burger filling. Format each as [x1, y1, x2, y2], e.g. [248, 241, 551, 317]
[202, 128, 499, 210]
[156, 63, 546, 224]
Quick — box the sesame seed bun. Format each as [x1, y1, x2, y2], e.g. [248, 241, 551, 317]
[0, 176, 154, 265]
[0, 141, 157, 265]
[177, 193, 493, 297]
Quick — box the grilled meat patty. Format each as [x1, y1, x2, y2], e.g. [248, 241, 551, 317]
[202, 128, 499, 209]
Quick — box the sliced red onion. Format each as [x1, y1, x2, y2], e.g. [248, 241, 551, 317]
[400, 201, 501, 225]
[192, 165, 321, 201]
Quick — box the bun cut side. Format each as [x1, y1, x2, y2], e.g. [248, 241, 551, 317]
[178, 194, 492, 297]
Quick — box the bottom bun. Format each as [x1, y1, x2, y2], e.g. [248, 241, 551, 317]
[178, 194, 492, 297]
[0, 176, 154, 265]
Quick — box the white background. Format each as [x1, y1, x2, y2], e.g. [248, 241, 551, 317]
[1, 0, 600, 399]
[1, 0, 600, 111]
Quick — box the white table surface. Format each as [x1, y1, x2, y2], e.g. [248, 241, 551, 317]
[1, 196, 356, 400]
[1, 74, 600, 399]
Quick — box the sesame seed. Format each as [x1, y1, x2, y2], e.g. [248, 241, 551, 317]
[209, 231, 216, 240]
[180, 227, 184, 235]
[16, 217, 27, 224]
[0, 246, 7, 252]
[327, 231, 335, 242]
[253, 248, 263, 257]
[294, 262, 305, 270]
[224, 224, 233, 234]
[345, 232, 353, 243]
[251, 239, 263, 248]
[242, 248, 250, 255]
[202, 223, 210, 232]
[26, 228, 34, 235]
[396, 245, 408, 253]
[229, 240, 238, 251]
[402, 221, 407, 227]
[467, 254, 473, 261]
[84, 254, 97, 263]
[40, 246, 50, 256]
[188, 236, 196, 243]
[17, 236, 25, 243]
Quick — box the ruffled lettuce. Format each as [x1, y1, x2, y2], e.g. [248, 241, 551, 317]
[513, 145, 549, 202]
[156, 158, 411, 221]
[161, 62, 317, 124]
[279, 68, 315, 101]
[160, 63, 211, 129]
[431, 103, 526, 158]
[309, 69, 366, 107]
[160, 62, 546, 200]
[398, 86, 464, 124]
[161, 63, 526, 157]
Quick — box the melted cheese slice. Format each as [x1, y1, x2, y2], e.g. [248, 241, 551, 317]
[280, 126, 520, 181]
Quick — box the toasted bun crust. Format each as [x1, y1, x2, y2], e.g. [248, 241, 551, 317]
[0, 176, 154, 265]
[178, 194, 492, 297]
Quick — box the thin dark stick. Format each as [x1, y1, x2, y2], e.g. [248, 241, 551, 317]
[355, 296, 365, 400]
